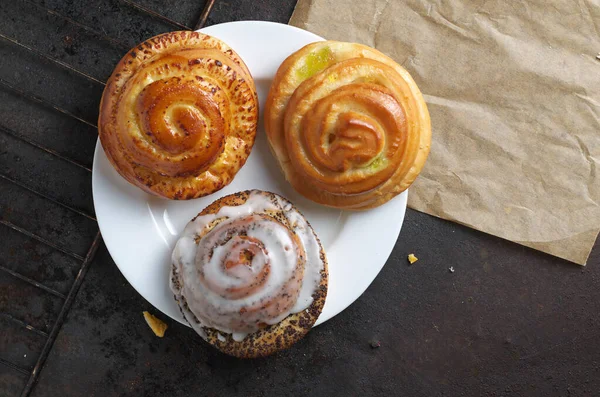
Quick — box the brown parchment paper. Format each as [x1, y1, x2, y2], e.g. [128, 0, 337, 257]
[290, 0, 600, 265]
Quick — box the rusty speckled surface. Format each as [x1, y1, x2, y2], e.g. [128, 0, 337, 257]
[28, 215, 600, 396]
[0, 1, 599, 396]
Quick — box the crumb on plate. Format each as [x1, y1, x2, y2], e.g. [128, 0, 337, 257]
[143, 311, 167, 337]
[407, 253, 418, 264]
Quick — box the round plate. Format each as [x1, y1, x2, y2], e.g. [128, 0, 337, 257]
[92, 21, 407, 328]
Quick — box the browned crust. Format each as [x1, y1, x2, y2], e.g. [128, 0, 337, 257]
[264, 41, 431, 210]
[98, 31, 258, 200]
[175, 190, 328, 358]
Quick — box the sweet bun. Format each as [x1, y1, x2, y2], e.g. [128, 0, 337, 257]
[99, 31, 258, 199]
[265, 41, 431, 209]
[170, 190, 328, 358]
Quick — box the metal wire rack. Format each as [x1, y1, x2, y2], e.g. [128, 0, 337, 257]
[0, 1, 217, 395]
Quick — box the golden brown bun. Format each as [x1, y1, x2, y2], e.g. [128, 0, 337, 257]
[265, 41, 431, 209]
[99, 31, 258, 199]
[171, 190, 328, 358]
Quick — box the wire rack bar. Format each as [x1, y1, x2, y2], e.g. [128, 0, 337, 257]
[21, 0, 131, 51]
[0, 265, 66, 300]
[0, 313, 49, 338]
[194, 0, 217, 30]
[20, 232, 102, 397]
[0, 357, 29, 376]
[0, 32, 105, 86]
[0, 220, 85, 262]
[0, 173, 96, 221]
[119, 0, 192, 30]
[0, 125, 92, 172]
[0, 78, 97, 129]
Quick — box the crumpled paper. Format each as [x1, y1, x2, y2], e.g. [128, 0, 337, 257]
[290, 0, 600, 265]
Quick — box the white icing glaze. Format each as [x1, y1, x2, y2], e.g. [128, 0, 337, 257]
[170, 190, 324, 342]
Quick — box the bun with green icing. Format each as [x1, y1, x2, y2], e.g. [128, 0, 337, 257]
[265, 41, 431, 209]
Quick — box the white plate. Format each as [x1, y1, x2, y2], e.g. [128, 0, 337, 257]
[92, 21, 407, 328]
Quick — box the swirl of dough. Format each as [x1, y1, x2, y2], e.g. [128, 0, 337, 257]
[187, 213, 305, 333]
[99, 31, 258, 199]
[285, 61, 411, 195]
[131, 75, 227, 176]
[265, 41, 431, 209]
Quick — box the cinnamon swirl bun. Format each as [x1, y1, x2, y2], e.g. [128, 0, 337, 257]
[170, 190, 328, 358]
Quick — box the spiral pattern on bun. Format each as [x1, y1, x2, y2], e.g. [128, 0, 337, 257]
[99, 31, 258, 199]
[170, 190, 328, 358]
[265, 41, 431, 209]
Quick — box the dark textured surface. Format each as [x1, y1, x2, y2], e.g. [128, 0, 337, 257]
[0, 367, 27, 397]
[207, 0, 297, 25]
[0, 272, 64, 334]
[29, 214, 600, 397]
[0, 315, 46, 370]
[0, 177, 96, 256]
[0, 0, 599, 396]
[0, 224, 81, 296]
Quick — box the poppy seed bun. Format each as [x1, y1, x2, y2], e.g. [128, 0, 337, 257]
[170, 190, 328, 358]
